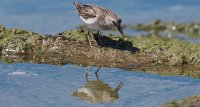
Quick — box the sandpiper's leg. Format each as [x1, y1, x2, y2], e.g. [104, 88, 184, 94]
[115, 81, 123, 91]
[96, 30, 103, 45]
[87, 29, 92, 47]
[85, 65, 91, 82]
[119, 34, 126, 42]
[95, 66, 102, 81]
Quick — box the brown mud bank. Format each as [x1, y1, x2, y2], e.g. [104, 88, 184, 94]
[160, 95, 200, 107]
[0, 25, 200, 78]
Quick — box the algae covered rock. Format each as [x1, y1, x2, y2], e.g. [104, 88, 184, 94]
[0, 27, 41, 54]
[0, 25, 200, 78]
[132, 37, 200, 65]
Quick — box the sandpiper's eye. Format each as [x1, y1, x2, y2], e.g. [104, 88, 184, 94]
[112, 21, 117, 25]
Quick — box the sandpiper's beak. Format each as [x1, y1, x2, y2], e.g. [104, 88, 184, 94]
[117, 25, 124, 37]
[113, 21, 124, 37]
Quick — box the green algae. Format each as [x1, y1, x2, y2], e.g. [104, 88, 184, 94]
[129, 20, 200, 38]
[0, 27, 41, 54]
[132, 37, 200, 65]
[0, 25, 200, 78]
[160, 95, 200, 107]
[61, 29, 94, 42]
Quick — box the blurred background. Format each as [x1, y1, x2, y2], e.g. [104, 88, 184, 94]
[0, 0, 199, 34]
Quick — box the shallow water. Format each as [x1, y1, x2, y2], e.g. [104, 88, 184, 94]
[1, 63, 200, 107]
[0, 0, 200, 34]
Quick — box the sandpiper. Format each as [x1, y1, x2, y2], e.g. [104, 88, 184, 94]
[73, 2, 124, 37]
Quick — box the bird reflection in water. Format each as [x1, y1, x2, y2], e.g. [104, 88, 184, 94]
[71, 66, 123, 103]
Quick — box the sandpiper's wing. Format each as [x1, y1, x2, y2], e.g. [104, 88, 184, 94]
[73, 2, 97, 19]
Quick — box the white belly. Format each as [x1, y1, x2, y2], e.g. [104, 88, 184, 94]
[80, 16, 103, 30]
[80, 16, 98, 24]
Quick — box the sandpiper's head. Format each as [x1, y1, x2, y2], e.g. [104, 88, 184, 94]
[112, 17, 124, 36]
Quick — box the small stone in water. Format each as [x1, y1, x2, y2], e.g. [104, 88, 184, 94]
[8, 71, 27, 76]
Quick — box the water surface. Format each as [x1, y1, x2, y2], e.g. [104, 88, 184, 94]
[0, 63, 200, 107]
[0, 0, 200, 34]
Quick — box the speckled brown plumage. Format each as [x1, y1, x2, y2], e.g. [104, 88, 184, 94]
[73, 2, 124, 36]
